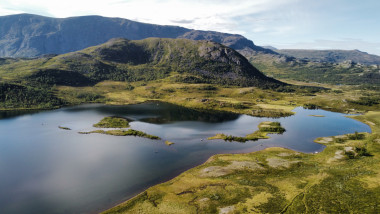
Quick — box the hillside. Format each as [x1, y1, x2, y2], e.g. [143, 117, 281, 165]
[0, 37, 288, 109]
[251, 58, 380, 88]
[0, 14, 274, 58]
[3, 13, 377, 88]
[275, 49, 380, 65]
[0, 37, 280, 87]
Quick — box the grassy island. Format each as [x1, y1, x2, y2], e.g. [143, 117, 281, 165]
[309, 115, 325, 117]
[93, 116, 131, 128]
[208, 121, 285, 143]
[103, 112, 380, 214]
[58, 126, 71, 130]
[165, 140, 175, 146]
[78, 129, 160, 139]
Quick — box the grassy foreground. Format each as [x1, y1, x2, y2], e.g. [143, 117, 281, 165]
[103, 111, 380, 213]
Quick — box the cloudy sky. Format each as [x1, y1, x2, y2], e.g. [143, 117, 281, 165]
[1, 0, 379, 55]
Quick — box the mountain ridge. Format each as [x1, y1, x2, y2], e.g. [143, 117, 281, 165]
[0, 37, 282, 88]
[273, 48, 380, 65]
[0, 13, 275, 58]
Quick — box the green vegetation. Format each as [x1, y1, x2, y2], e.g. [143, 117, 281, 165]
[0, 29, 379, 214]
[93, 116, 130, 128]
[208, 121, 285, 142]
[165, 140, 175, 146]
[78, 129, 160, 139]
[0, 38, 283, 90]
[0, 82, 63, 109]
[251, 59, 380, 88]
[1, 38, 378, 117]
[58, 126, 71, 130]
[103, 112, 380, 214]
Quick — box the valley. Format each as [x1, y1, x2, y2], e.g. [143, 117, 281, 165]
[0, 13, 379, 214]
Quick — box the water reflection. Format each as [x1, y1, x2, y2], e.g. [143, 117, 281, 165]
[0, 102, 371, 214]
[63, 101, 239, 123]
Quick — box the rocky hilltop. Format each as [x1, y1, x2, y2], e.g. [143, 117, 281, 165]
[0, 38, 282, 88]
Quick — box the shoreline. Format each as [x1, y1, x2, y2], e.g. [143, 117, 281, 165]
[101, 111, 378, 213]
[1, 101, 377, 213]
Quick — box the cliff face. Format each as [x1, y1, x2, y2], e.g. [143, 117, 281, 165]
[0, 14, 272, 58]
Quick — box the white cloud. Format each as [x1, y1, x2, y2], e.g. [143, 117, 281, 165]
[0, 0, 297, 33]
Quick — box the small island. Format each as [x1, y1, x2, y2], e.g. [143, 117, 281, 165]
[165, 140, 175, 146]
[58, 126, 71, 130]
[93, 116, 131, 128]
[78, 129, 160, 139]
[208, 121, 285, 143]
[77, 116, 160, 139]
[309, 115, 325, 117]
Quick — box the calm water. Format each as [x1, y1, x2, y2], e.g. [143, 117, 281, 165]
[0, 102, 370, 214]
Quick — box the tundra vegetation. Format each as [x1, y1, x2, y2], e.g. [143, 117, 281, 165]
[0, 37, 379, 213]
[103, 112, 380, 214]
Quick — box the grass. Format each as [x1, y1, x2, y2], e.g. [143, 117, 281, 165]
[52, 77, 379, 118]
[102, 111, 380, 214]
[78, 129, 161, 139]
[165, 140, 175, 146]
[1, 45, 380, 213]
[58, 126, 71, 130]
[93, 116, 130, 128]
[208, 121, 285, 142]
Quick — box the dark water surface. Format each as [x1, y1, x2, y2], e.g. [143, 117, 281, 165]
[0, 102, 370, 213]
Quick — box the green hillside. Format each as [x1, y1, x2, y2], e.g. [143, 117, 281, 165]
[247, 55, 380, 89]
[0, 38, 281, 87]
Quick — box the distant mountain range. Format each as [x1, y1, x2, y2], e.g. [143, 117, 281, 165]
[0, 13, 275, 58]
[273, 49, 380, 65]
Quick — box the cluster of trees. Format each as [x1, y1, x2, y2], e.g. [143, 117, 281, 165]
[0, 83, 62, 109]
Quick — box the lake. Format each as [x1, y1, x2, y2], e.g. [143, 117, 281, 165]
[0, 102, 371, 213]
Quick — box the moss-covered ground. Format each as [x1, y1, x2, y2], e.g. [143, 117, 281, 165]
[103, 111, 380, 213]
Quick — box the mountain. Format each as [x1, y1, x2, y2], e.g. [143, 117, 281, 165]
[2, 13, 376, 87]
[0, 38, 282, 88]
[0, 14, 275, 58]
[274, 49, 380, 65]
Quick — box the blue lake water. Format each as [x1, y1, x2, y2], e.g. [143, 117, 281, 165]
[0, 102, 371, 213]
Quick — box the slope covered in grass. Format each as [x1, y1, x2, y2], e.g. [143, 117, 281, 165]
[0, 38, 282, 89]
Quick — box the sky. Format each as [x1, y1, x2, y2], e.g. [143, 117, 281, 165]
[1, 0, 379, 55]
